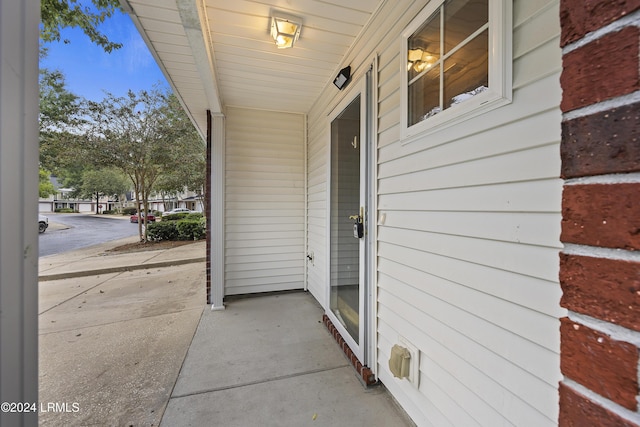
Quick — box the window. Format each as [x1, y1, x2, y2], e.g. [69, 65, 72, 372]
[401, 0, 512, 141]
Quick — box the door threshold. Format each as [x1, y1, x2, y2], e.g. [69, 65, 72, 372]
[322, 313, 377, 386]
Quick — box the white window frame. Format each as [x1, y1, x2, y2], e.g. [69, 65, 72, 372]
[400, 0, 513, 143]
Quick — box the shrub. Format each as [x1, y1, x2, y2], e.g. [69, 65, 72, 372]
[161, 212, 190, 222]
[147, 218, 205, 241]
[185, 212, 203, 221]
[146, 221, 179, 241]
[122, 207, 137, 216]
[54, 208, 75, 213]
[176, 219, 206, 241]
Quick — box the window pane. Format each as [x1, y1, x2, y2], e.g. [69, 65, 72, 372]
[408, 8, 440, 81]
[408, 65, 440, 126]
[443, 29, 488, 109]
[444, 0, 488, 54]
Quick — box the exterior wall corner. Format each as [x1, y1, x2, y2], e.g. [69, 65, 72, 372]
[559, 3, 640, 425]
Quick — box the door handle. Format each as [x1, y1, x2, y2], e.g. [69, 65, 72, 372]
[348, 207, 364, 222]
[349, 207, 364, 239]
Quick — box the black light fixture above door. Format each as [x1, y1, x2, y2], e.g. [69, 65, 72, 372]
[333, 66, 351, 90]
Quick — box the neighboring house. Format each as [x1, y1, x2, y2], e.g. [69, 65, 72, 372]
[123, 0, 640, 425]
[39, 178, 203, 214]
[126, 189, 204, 213]
[38, 175, 124, 213]
[0, 1, 637, 426]
[38, 175, 109, 213]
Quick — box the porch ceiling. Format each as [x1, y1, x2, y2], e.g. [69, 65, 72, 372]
[121, 0, 383, 138]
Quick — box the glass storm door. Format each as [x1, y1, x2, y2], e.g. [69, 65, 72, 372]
[329, 84, 369, 362]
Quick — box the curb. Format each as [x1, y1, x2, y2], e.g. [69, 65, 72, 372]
[38, 257, 206, 282]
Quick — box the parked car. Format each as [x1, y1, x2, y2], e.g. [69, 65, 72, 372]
[39, 215, 49, 233]
[162, 208, 194, 216]
[130, 212, 156, 223]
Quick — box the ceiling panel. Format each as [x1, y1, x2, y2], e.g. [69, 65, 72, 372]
[125, 0, 383, 136]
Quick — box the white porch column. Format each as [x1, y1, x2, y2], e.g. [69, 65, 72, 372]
[0, 0, 40, 425]
[210, 113, 225, 309]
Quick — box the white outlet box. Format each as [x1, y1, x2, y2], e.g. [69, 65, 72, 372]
[398, 336, 419, 388]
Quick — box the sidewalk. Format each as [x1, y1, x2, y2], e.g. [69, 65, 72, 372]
[38, 238, 207, 426]
[39, 234, 206, 281]
[38, 238, 413, 426]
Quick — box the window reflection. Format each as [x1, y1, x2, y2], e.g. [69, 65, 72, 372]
[407, 0, 489, 127]
[444, 0, 488, 54]
[444, 29, 488, 109]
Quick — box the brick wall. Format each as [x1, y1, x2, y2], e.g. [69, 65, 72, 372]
[559, 1, 640, 425]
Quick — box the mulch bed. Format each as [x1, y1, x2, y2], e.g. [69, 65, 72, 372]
[107, 240, 200, 254]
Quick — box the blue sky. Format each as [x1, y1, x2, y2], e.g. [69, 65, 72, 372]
[40, 7, 169, 101]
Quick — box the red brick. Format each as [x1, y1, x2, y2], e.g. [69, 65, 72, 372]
[559, 383, 640, 427]
[560, 0, 640, 46]
[560, 254, 640, 331]
[561, 183, 640, 250]
[560, 318, 639, 410]
[561, 102, 640, 178]
[560, 27, 639, 112]
[361, 367, 376, 385]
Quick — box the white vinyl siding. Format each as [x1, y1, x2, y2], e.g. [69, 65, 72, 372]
[306, 0, 564, 425]
[306, 121, 329, 306]
[225, 107, 305, 295]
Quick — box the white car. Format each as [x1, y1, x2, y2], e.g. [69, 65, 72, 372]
[39, 215, 49, 233]
[162, 208, 194, 217]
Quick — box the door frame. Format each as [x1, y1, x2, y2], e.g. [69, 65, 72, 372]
[325, 57, 377, 371]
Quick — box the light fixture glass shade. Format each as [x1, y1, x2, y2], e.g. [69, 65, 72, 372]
[408, 49, 423, 62]
[407, 48, 435, 74]
[271, 16, 301, 49]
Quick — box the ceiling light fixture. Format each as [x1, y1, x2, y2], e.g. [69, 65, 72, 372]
[407, 48, 436, 73]
[270, 13, 302, 49]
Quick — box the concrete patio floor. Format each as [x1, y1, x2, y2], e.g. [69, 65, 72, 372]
[38, 237, 413, 426]
[162, 291, 413, 427]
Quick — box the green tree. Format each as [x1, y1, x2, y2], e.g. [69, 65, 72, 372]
[84, 88, 179, 241]
[72, 167, 130, 214]
[154, 95, 206, 211]
[39, 68, 79, 130]
[40, 0, 123, 53]
[39, 0, 125, 171]
[39, 67, 83, 173]
[39, 168, 57, 198]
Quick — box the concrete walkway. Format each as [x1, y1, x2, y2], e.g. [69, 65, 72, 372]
[38, 237, 413, 426]
[38, 237, 206, 426]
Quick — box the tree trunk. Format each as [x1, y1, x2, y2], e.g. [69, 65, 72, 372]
[135, 173, 143, 242]
[141, 175, 148, 242]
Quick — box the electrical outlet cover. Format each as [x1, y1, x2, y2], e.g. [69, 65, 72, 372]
[398, 336, 419, 388]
